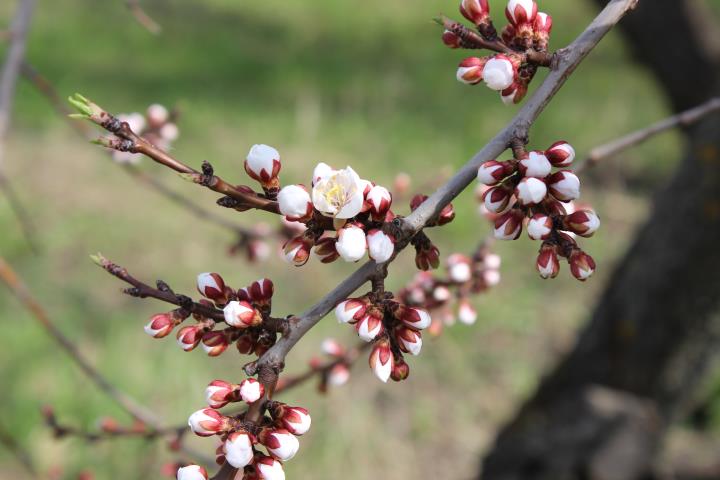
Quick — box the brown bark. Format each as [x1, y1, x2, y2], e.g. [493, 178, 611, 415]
[479, 1, 720, 479]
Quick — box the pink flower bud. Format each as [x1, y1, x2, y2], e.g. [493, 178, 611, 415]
[260, 429, 300, 461]
[505, 0, 537, 26]
[196, 272, 226, 302]
[283, 235, 313, 266]
[313, 237, 340, 264]
[336, 225, 367, 262]
[188, 408, 228, 437]
[205, 380, 237, 409]
[500, 82, 527, 105]
[457, 57, 488, 85]
[536, 244, 560, 279]
[176, 465, 208, 480]
[438, 203, 456, 226]
[365, 185, 392, 220]
[224, 430, 255, 468]
[442, 29, 462, 49]
[391, 358, 410, 382]
[328, 363, 350, 386]
[201, 331, 230, 357]
[255, 454, 286, 480]
[160, 122, 179, 142]
[278, 406, 312, 436]
[176, 325, 205, 351]
[248, 278, 274, 303]
[367, 229, 395, 263]
[483, 185, 513, 214]
[515, 177, 547, 205]
[397, 306, 432, 330]
[223, 301, 262, 328]
[546, 141, 575, 167]
[547, 171, 581, 202]
[494, 209, 524, 240]
[396, 326, 422, 356]
[564, 210, 600, 237]
[477, 160, 510, 186]
[447, 253, 473, 283]
[484, 269, 501, 286]
[527, 213, 554, 240]
[144, 312, 177, 338]
[519, 151, 552, 178]
[355, 311, 384, 342]
[334, 298, 368, 324]
[569, 250, 596, 281]
[321, 338, 345, 357]
[277, 185, 313, 221]
[458, 300, 478, 325]
[146, 104, 169, 128]
[482, 55, 517, 91]
[484, 253, 502, 270]
[534, 12, 552, 33]
[245, 144, 281, 188]
[239, 378, 265, 403]
[369, 338, 394, 383]
[434, 285, 451, 302]
[460, 0, 490, 25]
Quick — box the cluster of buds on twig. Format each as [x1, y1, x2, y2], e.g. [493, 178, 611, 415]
[335, 287, 432, 383]
[399, 243, 500, 334]
[111, 104, 179, 164]
[185, 380, 311, 480]
[477, 140, 600, 280]
[443, 0, 554, 104]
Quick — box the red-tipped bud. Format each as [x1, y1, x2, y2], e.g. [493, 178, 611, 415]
[223, 301, 262, 328]
[447, 253, 473, 283]
[260, 428, 300, 462]
[477, 160, 511, 186]
[334, 298, 368, 324]
[569, 249, 596, 281]
[415, 243, 440, 271]
[437, 202, 456, 226]
[500, 82, 528, 105]
[201, 331, 230, 357]
[391, 357, 410, 382]
[547, 170, 581, 202]
[546, 140, 575, 167]
[248, 278, 274, 303]
[442, 29, 462, 49]
[277, 406, 312, 436]
[176, 324, 205, 352]
[482, 185, 513, 214]
[313, 236, 340, 263]
[533, 12, 553, 50]
[144, 312, 178, 338]
[205, 380, 238, 409]
[456, 57, 488, 85]
[536, 243, 560, 279]
[460, 0, 490, 25]
[501, 24, 517, 45]
[255, 454, 286, 480]
[396, 326, 423, 356]
[564, 210, 600, 237]
[515, 177, 548, 205]
[494, 209, 524, 240]
[187, 408, 229, 437]
[277, 184, 313, 222]
[215, 444, 226, 466]
[396, 305, 432, 330]
[458, 300, 478, 325]
[283, 235, 313, 266]
[482, 54, 518, 91]
[355, 311, 385, 342]
[224, 430, 255, 468]
[236, 331, 257, 355]
[176, 464, 208, 480]
[245, 144, 281, 191]
[365, 185, 392, 220]
[518, 151, 552, 178]
[196, 273, 226, 302]
[369, 338, 394, 383]
[367, 229, 395, 263]
[505, 0, 538, 26]
[239, 378, 265, 403]
[527, 213, 554, 240]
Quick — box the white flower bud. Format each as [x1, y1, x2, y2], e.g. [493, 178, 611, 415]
[483, 56, 516, 91]
[277, 185, 312, 220]
[335, 225, 367, 262]
[224, 431, 254, 468]
[519, 151, 552, 178]
[515, 177, 547, 205]
[367, 229, 395, 263]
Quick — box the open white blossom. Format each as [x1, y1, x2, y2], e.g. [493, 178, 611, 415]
[311, 165, 365, 219]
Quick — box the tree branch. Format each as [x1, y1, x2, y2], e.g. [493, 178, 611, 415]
[124, 0, 161, 35]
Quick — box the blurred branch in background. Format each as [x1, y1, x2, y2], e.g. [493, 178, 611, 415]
[0, 0, 39, 253]
[0, 421, 38, 478]
[124, 0, 161, 35]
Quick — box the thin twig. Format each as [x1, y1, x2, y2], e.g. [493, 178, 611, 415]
[0, 422, 38, 477]
[124, 0, 162, 35]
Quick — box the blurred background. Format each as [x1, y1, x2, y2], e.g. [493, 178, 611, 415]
[1, 0, 718, 478]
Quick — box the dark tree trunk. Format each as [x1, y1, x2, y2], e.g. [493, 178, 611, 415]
[479, 1, 720, 479]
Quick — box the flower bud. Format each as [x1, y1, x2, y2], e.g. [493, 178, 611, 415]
[547, 171, 581, 202]
[201, 331, 230, 357]
[494, 209, 524, 240]
[434, 285, 451, 302]
[483, 269, 501, 287]
[239, 378, 265, 403]
[546, 141, 575, 167]
[460, 0, 490, 25]
[365, 185, 392, 220]
[501, 82, 527, 105]
[260, 429, 300, 462]
[396, 305, 432, 330]
[391, 357, 410, 382]
[442, 29, 462, 49]
[483, 185, 513, 214]
[505, 0, 537, 26]
[527, 213, 554, 240]
[355, 311, 384, 342]
[482, 55, 517, 91]
[518, 151, 552, 178]
[188, 408, 228, 437]
[321, 338, 345, 357]
[335, 298, 368, 324]
[328, 363, 350, 386]
[515, 177, 547, 205]
[477, 160, 510, 186]
[245, 144, 281, 190]
[144, 312, 178, 338]
[196, 272, 226, 302]
[255, 454, 286, 480]
[277, 185, 313, 222]
[336, 225, 367, 262]
[236, 331, 258, 355]
[215, 444, 226, 466]
[447, 254, 473, 283]
[367, 229, 395, 263]
[564, 210, 600, 237]
[224, 430, 255, 468]
[457, 57, 488, 85]
[223, 301, 262, 328]
[277, 406, 312, 436]
[177, 324, 205, 351]
[458, 300, 478, 325]
[205, 380, 237, 409]
[369, 338, 394, 383]
[415, 243, 440, 271]
[248, 278, 274, 304]
[160, 122, 179, 142]
[569, 250, 596, 281]
[313, 236, 340, 264]
[176, 465, 208, 480]
[533, 12, 553, 50]
[483, 253, 502, 270]
[396, 326, 422, 356]
[536, 244, 560, 279]
[437, 203, 456, 226]
[146, 104, 168, 127]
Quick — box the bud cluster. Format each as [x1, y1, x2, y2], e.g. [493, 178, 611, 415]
[335, 292, 432, 383]
[112, 104, 180, 164]
[185, 378, 311, 480]
[446, 0, 554, 104]
[477, 141, 600, 281]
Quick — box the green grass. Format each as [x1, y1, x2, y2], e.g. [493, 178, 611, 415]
[0, 0, 705, 478]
